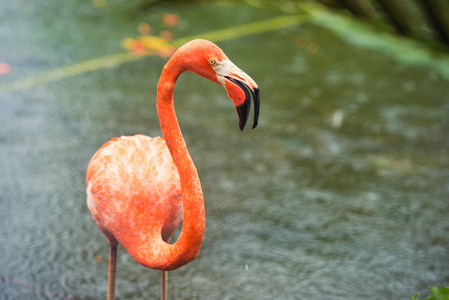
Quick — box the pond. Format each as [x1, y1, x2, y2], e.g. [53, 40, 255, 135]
[1, 1, 448, 299]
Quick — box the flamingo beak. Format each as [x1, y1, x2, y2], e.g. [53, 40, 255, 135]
[224, 76, 260, 131]
[215, 60, 259, 131]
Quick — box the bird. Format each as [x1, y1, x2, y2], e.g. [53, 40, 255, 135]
[85, 39, 260, 300]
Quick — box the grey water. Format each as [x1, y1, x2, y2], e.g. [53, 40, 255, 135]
[1, 1, 448, 299]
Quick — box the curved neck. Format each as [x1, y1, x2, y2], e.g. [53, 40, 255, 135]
[145, 56, 205, 271]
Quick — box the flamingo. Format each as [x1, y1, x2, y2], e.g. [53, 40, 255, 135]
[86, 39, 260, 300]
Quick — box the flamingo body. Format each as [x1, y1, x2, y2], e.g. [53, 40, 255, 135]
[87, 135, 183, 266]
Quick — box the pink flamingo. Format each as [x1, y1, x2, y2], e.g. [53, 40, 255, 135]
[86, 39, 259, 300]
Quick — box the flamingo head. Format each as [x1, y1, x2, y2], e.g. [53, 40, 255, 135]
[177, 39, 260, 131]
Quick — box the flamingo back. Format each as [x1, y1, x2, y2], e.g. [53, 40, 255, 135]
[86, 135, 182, 247]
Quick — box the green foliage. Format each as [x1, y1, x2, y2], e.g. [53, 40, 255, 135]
[414, 287, 449, 300]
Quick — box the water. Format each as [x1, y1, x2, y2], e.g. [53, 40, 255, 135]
[1, 1, 448, 299]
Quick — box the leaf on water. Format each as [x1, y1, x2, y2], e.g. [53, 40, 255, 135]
[414, 287, 449, 300]
[121, 38, 147, 56]
[121, 35, 177, 57]
[139, 36, 177, 57]
[427, 287, 449, 300]
[122, 18, 177, 58]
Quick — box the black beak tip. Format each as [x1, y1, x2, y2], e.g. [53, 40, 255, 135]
[225, 76, 259, 132]
[251, 88, 260, 130]
[236, 101, 250, 131]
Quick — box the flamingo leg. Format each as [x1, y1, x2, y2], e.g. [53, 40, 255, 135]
[107, 240, 118, 300]
[161, 270, 167, 300]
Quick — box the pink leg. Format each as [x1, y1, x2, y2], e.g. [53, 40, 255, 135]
[160, 235, 171, 300]
[107, 238, 118, 300]
[161, 270, 167, 300]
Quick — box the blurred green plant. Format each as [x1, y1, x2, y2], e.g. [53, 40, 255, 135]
[125, 0, 449, 52]
[413, 287, 449, 300]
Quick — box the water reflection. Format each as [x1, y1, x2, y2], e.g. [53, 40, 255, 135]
[1, 1, 448, 299]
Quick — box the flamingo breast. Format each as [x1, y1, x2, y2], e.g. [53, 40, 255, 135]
[86, 134, 182, 246]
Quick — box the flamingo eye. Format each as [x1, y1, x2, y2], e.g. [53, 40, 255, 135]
[208, 58, 217, 66]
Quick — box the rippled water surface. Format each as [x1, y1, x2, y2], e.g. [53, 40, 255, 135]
[1, 1, 448, 299]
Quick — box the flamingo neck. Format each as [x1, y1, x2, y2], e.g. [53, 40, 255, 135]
[144, 56, 205, 271]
